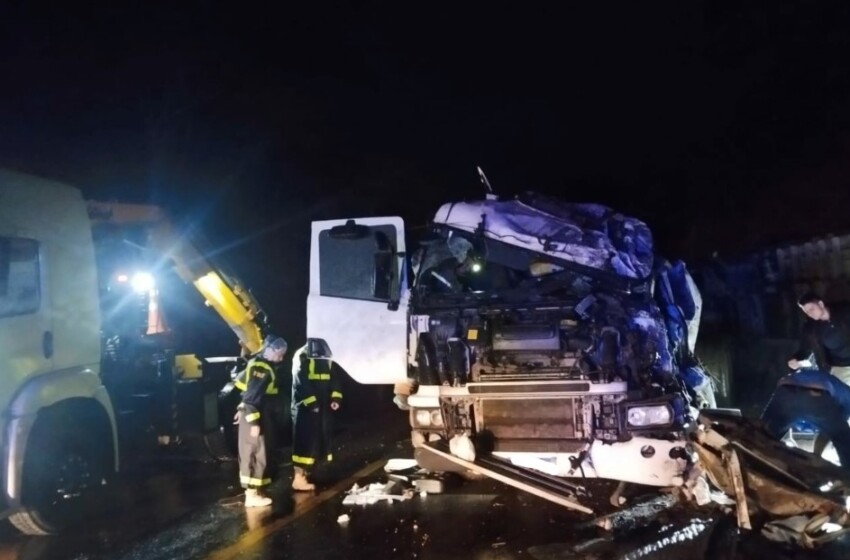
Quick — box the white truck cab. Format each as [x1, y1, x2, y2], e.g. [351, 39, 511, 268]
[307, 192, 708, 510]
[0, 171, 118, 534]
[0, 169, 268, 535]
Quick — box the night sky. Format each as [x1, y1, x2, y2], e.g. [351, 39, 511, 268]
[3, 1, 850, 344]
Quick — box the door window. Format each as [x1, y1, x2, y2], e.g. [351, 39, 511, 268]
[0, 237, 40, 317]
[318, 224, 398, 302]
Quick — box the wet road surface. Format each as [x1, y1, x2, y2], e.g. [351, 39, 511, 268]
[1, 410, 849, 560]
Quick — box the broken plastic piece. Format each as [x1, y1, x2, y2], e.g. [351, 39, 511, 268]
[413, 478, 445, 494]
[384, 458, 419, 472]
[449, 434, 476, 462]
[692, 476, 711, 507]
[342, 481, 412, 506]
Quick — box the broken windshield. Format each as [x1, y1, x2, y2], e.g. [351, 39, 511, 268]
[412, 229, 629, 304]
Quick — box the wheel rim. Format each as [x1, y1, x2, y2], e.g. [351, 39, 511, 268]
[31, 444, 97, 523]
[51, 450, 94, 503]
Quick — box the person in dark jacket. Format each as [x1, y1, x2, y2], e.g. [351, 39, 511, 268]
[788, 293, 850, 384]
[237, 336, 287, 507]
[291, 339, 343, 491]
[762, 370, 850, 469]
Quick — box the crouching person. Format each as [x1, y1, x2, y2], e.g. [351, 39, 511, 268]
[291, 339, 342, 491]
[238, 336, 288, 507]
[762, 369, 850, 469]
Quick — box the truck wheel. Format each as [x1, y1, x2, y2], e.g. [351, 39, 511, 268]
[8, 422, 107, 535]
[205, 387, 240, 462]
[204, 426, 237, 462]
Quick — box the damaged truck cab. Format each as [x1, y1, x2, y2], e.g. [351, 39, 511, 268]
[308, 192, 710, 504]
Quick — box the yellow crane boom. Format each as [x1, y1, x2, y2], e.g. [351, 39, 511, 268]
[86, 200, 266, 355]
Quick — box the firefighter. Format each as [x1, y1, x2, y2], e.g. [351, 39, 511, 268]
[291, 339, 342, 491]
[236, 335, 287, 507]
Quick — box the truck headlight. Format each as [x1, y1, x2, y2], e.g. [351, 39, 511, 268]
[626, 405, 672, 427]
[414, 410, 432, 427]
[412, 409, 444, 429]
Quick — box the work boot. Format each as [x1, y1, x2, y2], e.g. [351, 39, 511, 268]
[244, 488, 272, 508]
[292, 467, 315, 491]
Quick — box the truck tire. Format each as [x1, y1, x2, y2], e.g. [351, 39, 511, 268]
[204, 386, 241, 462]
[8, 419, 108, 535]
[204, 426, 237, 462]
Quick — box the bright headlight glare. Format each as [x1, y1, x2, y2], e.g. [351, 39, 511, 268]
[414, 410, 432, 427]
[627, 405, 672, 427]
[131, 272, 156, 294]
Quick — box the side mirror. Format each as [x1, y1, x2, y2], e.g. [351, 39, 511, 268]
[329, 219, 371, 240]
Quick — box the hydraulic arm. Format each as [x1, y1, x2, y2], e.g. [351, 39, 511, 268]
[86, 200, 267, 354]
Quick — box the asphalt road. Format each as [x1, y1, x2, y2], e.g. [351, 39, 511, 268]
[0, 409, 848, 560]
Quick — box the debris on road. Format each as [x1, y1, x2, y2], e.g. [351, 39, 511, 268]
[690, 410, 850, 548]
[587, 495, 678, 533]
[337, 514, 350, 525]
[384, 459, 419, 472]
[343, 458, 458, 507]
[413, 478, 445, 494]
[342, 481, 414, 506]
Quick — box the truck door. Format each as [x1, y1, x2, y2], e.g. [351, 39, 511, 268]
[307, 217, 408, 384]
[0, 236, 53, 410]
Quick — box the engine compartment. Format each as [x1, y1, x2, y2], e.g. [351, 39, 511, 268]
[412, 297, 680, 392]
[408, 218, 702, 449]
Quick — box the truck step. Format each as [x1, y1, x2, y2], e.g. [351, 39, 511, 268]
[422, 440, 594, 515]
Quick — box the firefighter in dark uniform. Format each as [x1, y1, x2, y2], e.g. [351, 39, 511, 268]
[291, 339, 342, 491]
[235, 336, 287, 507]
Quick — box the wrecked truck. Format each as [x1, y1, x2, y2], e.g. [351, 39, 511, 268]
[306, 191, 713, 512]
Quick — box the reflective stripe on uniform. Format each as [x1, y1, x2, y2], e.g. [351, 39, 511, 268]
[307, 358, 332, 381]
[240, 475, 271, 486]
[293, 455, 316, 465]
[302, 396, 317, 406]
[245, 412, 261, 422]
[236, 359, 278, 393]
[258, 360, 278, 394]
[331, 391, 343, 399]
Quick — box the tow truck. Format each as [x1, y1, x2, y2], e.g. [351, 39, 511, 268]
[0, 169, 267, 534]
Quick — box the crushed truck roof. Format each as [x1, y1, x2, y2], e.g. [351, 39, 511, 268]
[432, 192, 654, 279]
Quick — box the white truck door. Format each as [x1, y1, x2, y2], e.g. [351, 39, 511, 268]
[0, 235, 53, 410]
[307, 217, 408, 385]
